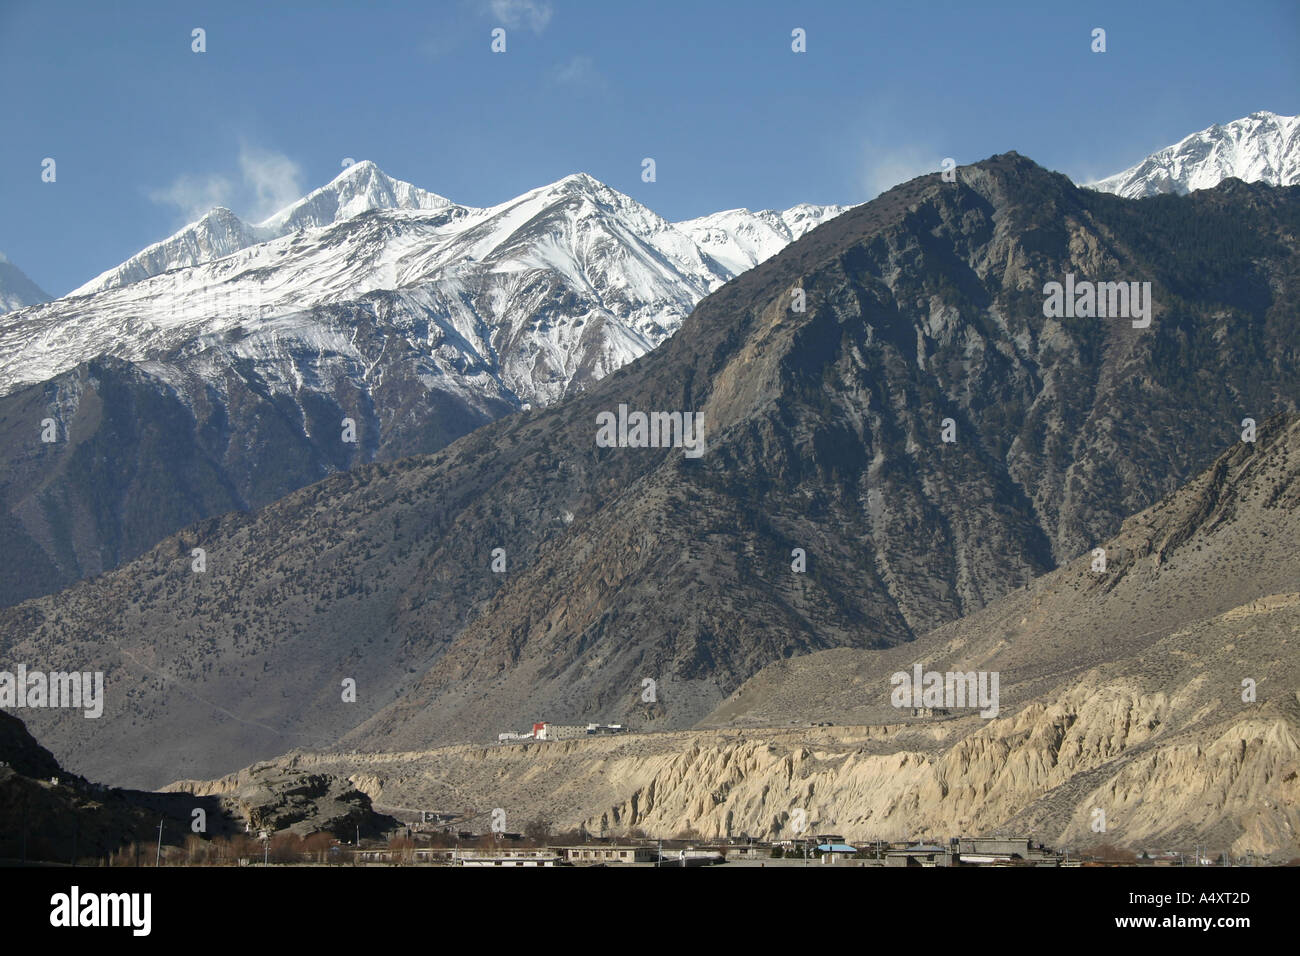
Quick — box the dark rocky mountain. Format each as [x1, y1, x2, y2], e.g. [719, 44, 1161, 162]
[708, 411, 1300, 731]
[0, 710, 391, 864]
[0, 711, 207, 863]
[3, 154, 1298, 789]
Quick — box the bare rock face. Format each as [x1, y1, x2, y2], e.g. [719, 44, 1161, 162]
[571, 700, 1297, 859]
[166, 760, 395, 838]
[582, 689, 1297, 858]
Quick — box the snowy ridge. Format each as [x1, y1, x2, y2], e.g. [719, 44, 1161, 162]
[1089, 111, 1300, 198]
[70, 161, 454, 296]
[2, 164, 845, 411]
[675, 202, 849, 276]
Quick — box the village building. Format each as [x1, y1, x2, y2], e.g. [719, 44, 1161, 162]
[452, 848, 565, 867]
[885, 843, 956, 867]
[553, 844, 658, 864]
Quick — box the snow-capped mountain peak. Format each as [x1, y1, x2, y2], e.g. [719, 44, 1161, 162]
[69, 205, 260, 296]
[1089, 110, 1300, 198]
[549, 171, 601, 189]
[70, 161, 454, 297]
[255, 159, 454, 233]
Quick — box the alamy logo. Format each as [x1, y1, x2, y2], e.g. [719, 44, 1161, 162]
[891, 664, 999, 718]
[1042, 274, 1152, 328]
[50, 886, 151, 936]
[595, 404, 705, 458]
[0, 665, 103, 718]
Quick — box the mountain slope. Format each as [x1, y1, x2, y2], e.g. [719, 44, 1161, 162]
[4, 154, 1299, 789]
[348, 165, 1300, 754]
[707, 413, 1300, 729]
[0, 347, 511, 608]
[1090, 110, 1300, 198]
[155, 418, 1300, 859]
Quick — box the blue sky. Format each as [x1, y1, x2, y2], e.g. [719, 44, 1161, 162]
[2, 0, 1296, 296]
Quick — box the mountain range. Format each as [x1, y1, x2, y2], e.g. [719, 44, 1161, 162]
[4, 160, 846, 403]
[0, 111, 1292, 613]
[0, 163, 842, 607]
[5, 151, 1297, 792]
[1089, 110, 1300, 198]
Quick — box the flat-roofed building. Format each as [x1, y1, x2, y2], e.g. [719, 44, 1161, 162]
[554, 844, 659, 864]
[452, 848, 566, 866]
[885, 843, 956, 867]
[532, 722, 629, 741]
[953, 837, 1061, 866]
[817, 843, 860, 863]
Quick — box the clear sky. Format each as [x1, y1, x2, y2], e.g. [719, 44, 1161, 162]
[2, 0, 1296, 296]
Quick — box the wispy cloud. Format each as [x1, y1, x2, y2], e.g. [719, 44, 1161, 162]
[485, 0, 553, 33]
[861, 146, 943, 200]
[148, 172, 235, 223]
[238, 145, 304, 222]
[550, 54, 604, 89]
[149, 144, 304, 225]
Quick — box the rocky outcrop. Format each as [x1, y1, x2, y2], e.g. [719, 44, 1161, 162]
[167, 760, 395, 838]
[577, 698, 1297, 858]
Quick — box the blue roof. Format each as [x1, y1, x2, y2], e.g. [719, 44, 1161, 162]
[818, 843, 858, 852]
